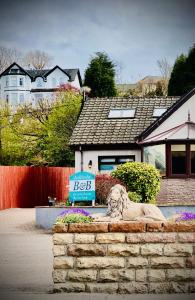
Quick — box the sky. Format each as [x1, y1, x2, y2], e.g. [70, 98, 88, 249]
[0, 0, 194, 83]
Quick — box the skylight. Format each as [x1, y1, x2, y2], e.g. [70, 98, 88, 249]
[153, 108, 167, 117]
[108, 108, 135, 118]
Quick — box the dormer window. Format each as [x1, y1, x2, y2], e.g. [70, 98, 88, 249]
[153, 108, 167, 117]
[108, 108, 135, 119]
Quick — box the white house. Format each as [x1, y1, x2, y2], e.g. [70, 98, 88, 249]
[0, 62, 82, 105]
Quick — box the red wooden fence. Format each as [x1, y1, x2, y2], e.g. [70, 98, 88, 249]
[0, 166, 75, 210]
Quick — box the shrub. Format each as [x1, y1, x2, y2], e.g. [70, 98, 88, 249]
[55, 214, 93, 224]
[55, 208, 93, 224]
[112, 162, 160, 204]
[128, 191, 142, 203]
[95, 174, 126, 205]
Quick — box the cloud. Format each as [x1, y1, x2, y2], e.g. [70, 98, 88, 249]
[0, 0, 194, 81]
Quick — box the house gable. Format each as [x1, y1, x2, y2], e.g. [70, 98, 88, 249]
[139, 88, 195, 143]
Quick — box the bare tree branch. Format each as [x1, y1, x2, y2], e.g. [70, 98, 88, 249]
[0, 46, 22, 72]
[24, 50, 53, 69]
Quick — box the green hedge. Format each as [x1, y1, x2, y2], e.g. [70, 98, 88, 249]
[111, 162, 160, 204]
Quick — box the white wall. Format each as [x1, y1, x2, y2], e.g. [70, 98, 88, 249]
[70, 74, 81, 89]
[145, 93, 195, 141]
[75, 149, 141, 173]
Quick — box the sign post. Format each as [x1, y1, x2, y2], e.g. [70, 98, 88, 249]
[69, 172, 96, 206]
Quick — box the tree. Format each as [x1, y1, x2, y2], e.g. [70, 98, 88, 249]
[0, 89, 82, 166]
[24, 50, 53, 69]
[168, 44, 195, 96]
[157, 57, 172, 95]
[84, 52, 117, 97]
[0, 46, 22, 72]
[168, 54, 187, 96]
[183, 44, 195, 93]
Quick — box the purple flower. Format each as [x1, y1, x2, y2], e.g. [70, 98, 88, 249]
[58, 208, 91, 217]
[176, 212, 195, 222]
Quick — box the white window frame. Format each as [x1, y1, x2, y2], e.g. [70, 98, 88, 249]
[153, 108, 167, 117]
[108, 108, 135, 119]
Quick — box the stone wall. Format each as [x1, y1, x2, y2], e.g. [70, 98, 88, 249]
[52, 222, 195, 294]
[157, 178, 195, 204]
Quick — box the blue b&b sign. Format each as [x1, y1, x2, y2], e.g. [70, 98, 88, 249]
[69, 172, 95, 203]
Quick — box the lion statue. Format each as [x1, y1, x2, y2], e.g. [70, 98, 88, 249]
[94, 184, 166, 222]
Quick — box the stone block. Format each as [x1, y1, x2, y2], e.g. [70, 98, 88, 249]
[98, 269, 119, 282]
[119, 282, 148, 294]
[118, 269, 135, 281]
[151, 257, 185, 268]
[52, 270, 67, 283]
[127, 257, 148, 268]
[86, 283, 118, 293]
[96, 233, 125, 243]
[53, 224, 68, 233]
[53, 245, 66, 256]
[189, 281, 195, 293]
[67, 244, 106, 256]
[149, 282, 171, 293]
[109, 222, 145, 233]
[76, 257, 125, 269]
[67, 269, 97, 281]
[69, 223, 108, 233]
[107, 244, 140, 256]
[53, 282, 85, 293]
[164, 244, 193, 256]
[126, 232, 176, 243]
[167, 269, 195, 281]
[169, 282, 188, 293]
[148, 269, 166, 282]
[163, 222, 195, 232]
[98, 269, 135, 282]
[53, 233, 74, 245]
[146, 222, 164, 232]
[53, 256, 74, 269]
[186, 256, 195, 268]
[178, 233, 195, 243]
[141, 244, 163, 256]
[74, 233, 95, 244]
[135, 269, 147, 282]
[118, 282, 134, 294]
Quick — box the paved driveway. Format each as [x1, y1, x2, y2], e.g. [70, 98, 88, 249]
[0, 208, 53, 293]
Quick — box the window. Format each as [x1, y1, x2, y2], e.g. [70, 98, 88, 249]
[5, 77, 8, 87]
[11, 76, 17, 86]
[191, 145, 195, 174]
[36, 77, 43, 87]
[171, 144, 186, 175]
[19, 93, 24, 103]
[99, 156, 135, 172]
[143, 144, 166, 175]
[6, 94, 9, 103]
[153, 108, 167, 117]
[11, 93, 18, 105]
[19, 78, 24, 86]
[108, 109, 135, 118]
[166, 143, 195, 177]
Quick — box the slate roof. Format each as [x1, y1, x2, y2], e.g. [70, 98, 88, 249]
[26, 68, 79, 82]
[0, 63, 81, 83]
[70, 97, 179, 147]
